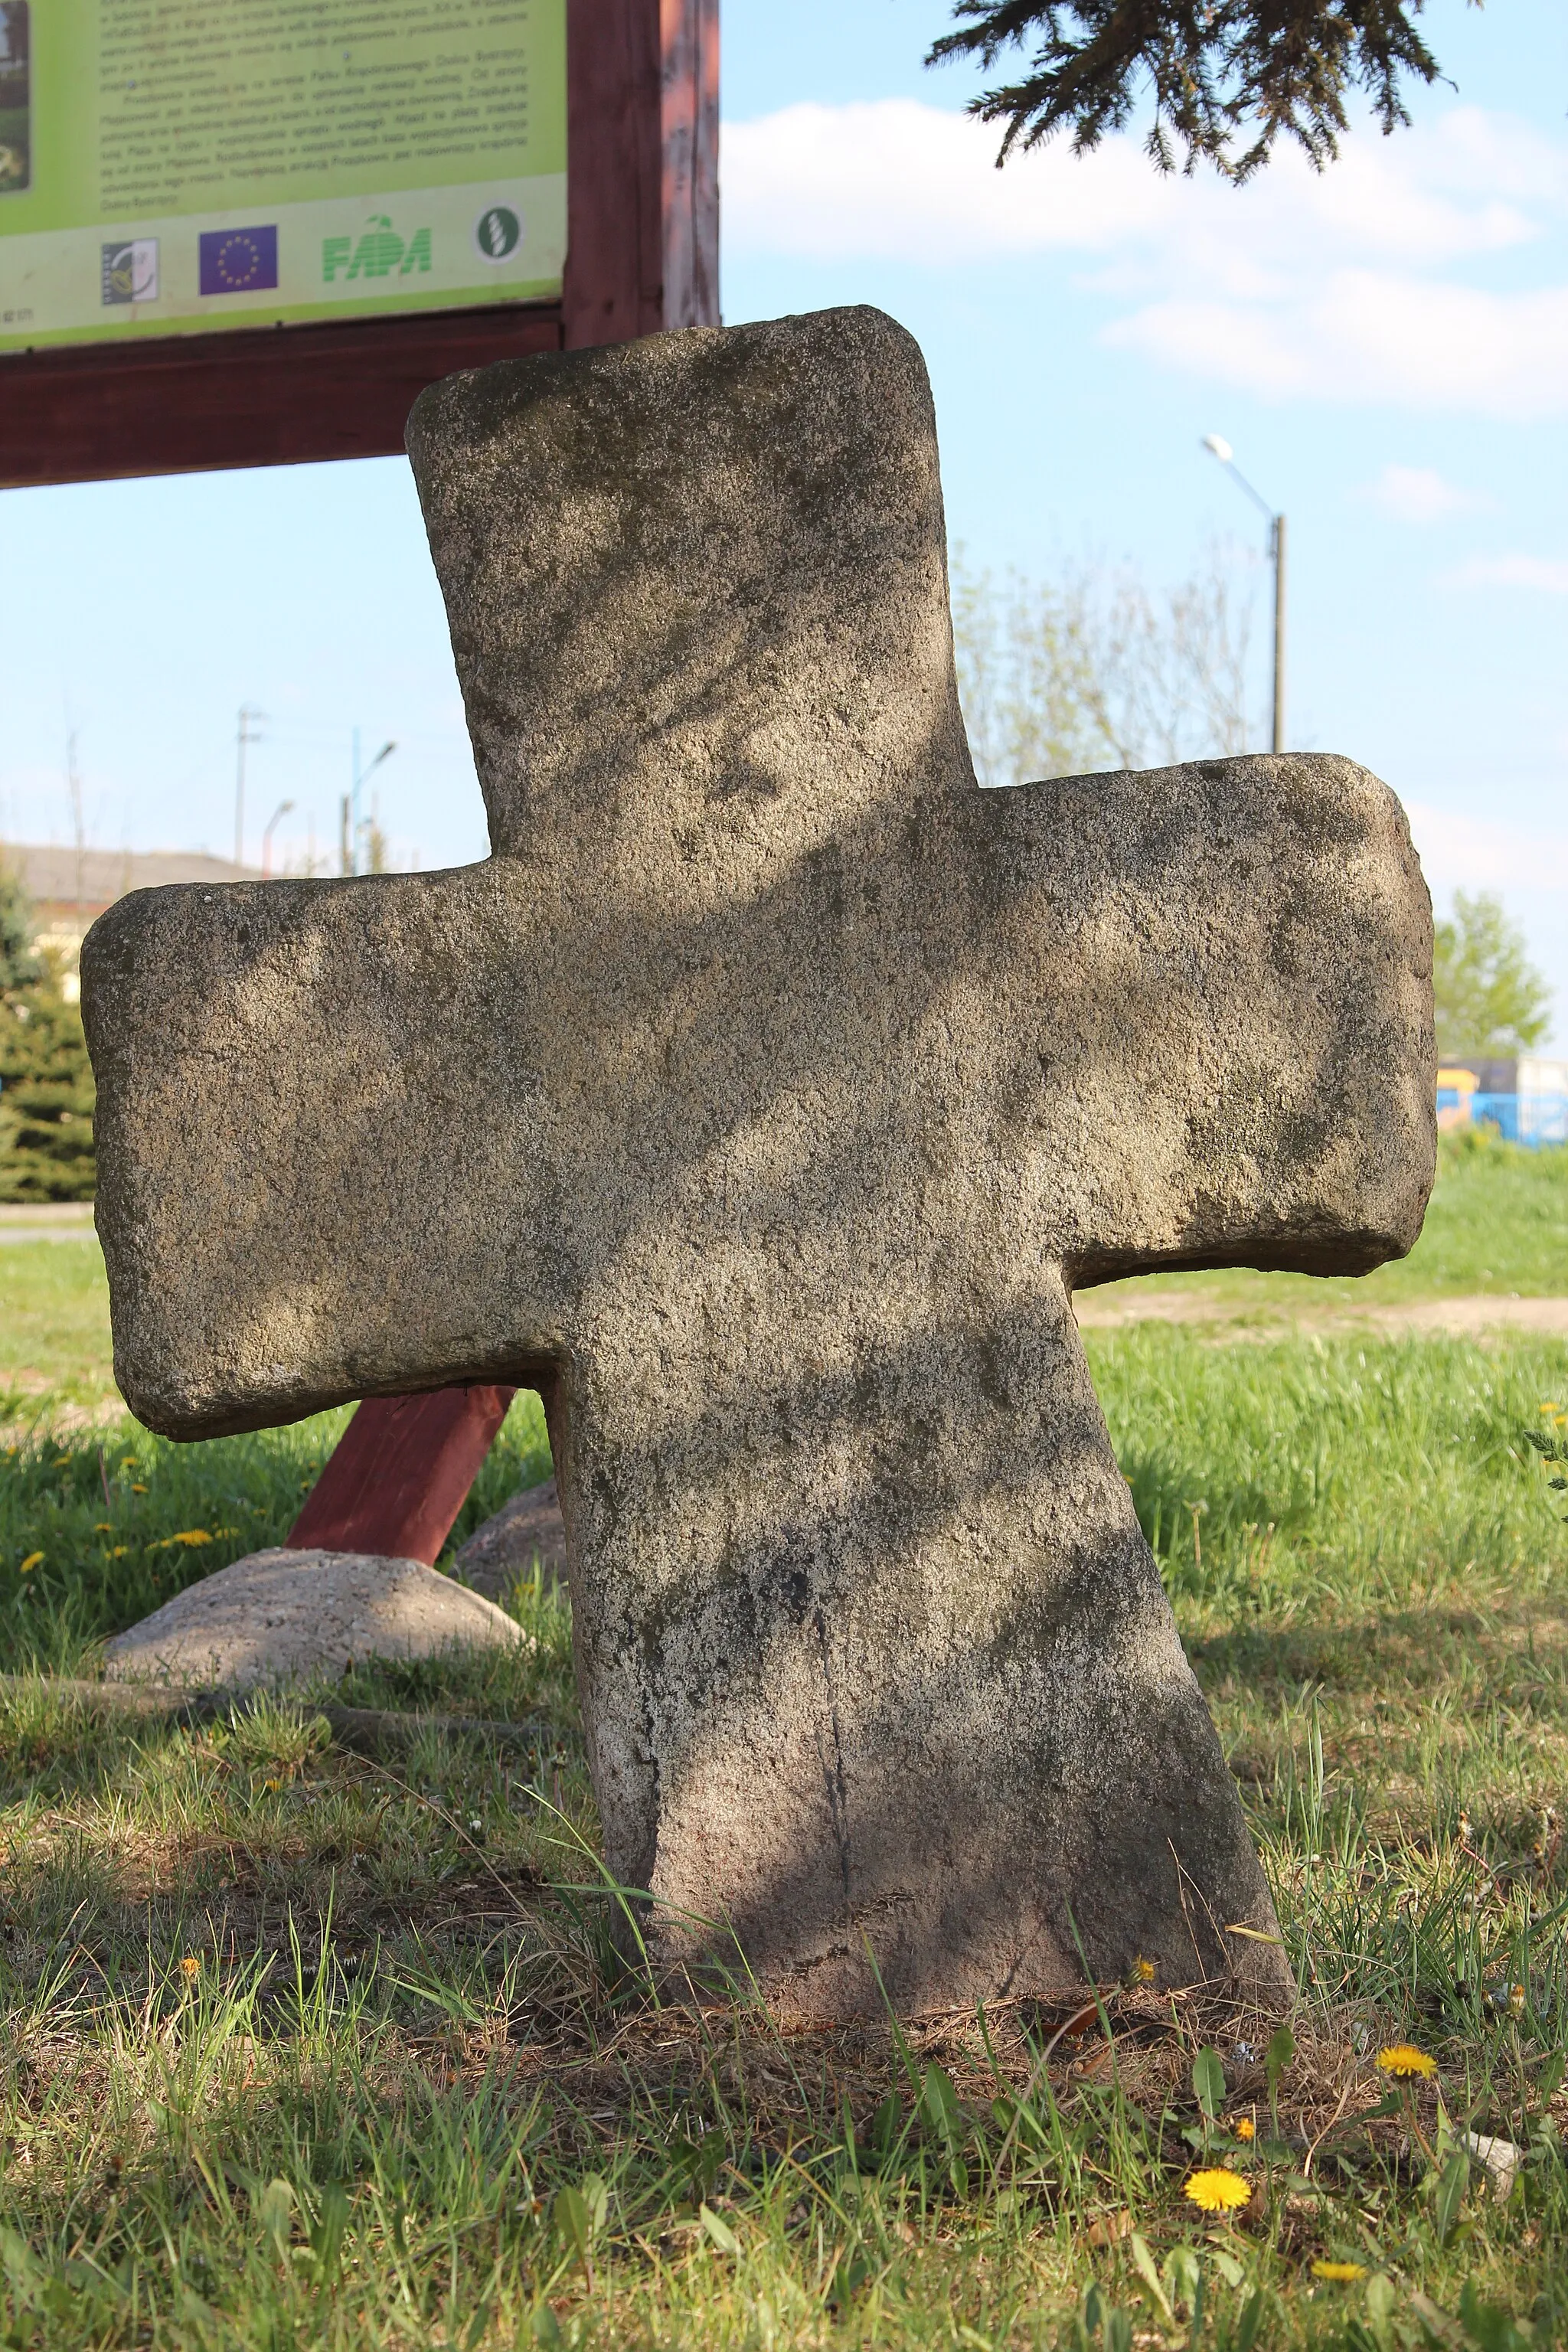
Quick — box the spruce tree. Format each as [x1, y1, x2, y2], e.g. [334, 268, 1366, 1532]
[0, 863, 96, 1202]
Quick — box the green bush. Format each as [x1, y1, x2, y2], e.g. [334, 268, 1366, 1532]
[0, 865, 94, 1203]
[0, 991, 95, 1202]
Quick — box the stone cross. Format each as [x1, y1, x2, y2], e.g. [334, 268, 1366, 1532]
[83, 307, 1434, 2017]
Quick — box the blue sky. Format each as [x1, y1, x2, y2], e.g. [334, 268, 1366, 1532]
[3, 0, 1566, 1039]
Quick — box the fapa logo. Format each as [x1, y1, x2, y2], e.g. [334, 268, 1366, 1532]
[322, 215, 432, 284]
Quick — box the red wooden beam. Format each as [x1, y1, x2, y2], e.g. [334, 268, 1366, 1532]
[0, 305, 563, 491]
[286, 1387, 518, 1566]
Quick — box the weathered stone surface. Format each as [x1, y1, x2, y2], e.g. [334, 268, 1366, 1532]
[103, 1548, 528, 1693]
[456, 1478, 567, 1599]
[82, 305, 1434, 2015]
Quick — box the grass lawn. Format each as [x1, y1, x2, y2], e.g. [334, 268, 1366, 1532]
[0, 1237, 116, 1415]
[1, 1144, 1566, 2347]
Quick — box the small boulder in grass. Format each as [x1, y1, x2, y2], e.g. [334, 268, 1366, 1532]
[103, 1547, 528, 1694]
[455, 1477, 568, 1600]
[1465, 2131, 1521, 2202]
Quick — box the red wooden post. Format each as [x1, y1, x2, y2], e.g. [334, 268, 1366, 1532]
[563, 0, 720, 347]
[286, 1387, 518, 1564]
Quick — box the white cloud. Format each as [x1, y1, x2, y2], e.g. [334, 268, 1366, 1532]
[724, 100, 1568, 416]
[1361, 466, 1488, 524]
[1442, 553, 1568, 593]
[725, 101, 1163, 264]
[1108, 272, 1568, 417]
[1405, 799, 1568, 893]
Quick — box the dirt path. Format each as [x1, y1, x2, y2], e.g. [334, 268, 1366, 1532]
[0, 1204, 95, 1247]
[1075, 1289, 1568, 1338]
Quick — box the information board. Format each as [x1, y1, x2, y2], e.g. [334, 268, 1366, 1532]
[0, 0, 565, 352]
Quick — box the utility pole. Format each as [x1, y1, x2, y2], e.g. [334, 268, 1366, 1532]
[1202, 437, 1286, 755]
[234, 705, 263, 869]
[65, 727, 85, 916]
[1269, 513, 1286, 758]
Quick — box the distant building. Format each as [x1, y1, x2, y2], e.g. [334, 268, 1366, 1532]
[1436, 1055, 1568, 1147]
[1, 842, 260, 1000]
[1456, 1056, 1568, 1097]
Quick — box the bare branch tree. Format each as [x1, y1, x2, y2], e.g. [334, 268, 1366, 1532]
[952, 544, 1259, 787]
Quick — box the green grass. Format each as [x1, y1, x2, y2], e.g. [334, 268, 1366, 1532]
[0, 1240, 116, 1414]
[2, 1147, 1567, 2347]
[0, 1334, 1564, 2346]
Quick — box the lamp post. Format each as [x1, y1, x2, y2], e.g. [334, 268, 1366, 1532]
[234, 705, 265, 868]
[261, 799, 295, 880]
[1202, 436, 1285, 756]
[347, 731, 397, 874]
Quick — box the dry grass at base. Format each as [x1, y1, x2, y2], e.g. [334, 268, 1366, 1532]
[0, 1646, 1563, 2352]
[2, 1330, 1567, 2343]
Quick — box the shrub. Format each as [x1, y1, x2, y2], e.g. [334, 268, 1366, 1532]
[0, 864, 94, 1202]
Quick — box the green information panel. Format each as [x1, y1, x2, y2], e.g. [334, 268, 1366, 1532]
[0, 0, 565, 353]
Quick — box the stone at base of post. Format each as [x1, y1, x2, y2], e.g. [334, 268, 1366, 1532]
[103, 1547, 528, 1694]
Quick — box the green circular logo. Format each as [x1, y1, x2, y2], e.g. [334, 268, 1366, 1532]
[474, 205, 522, 263]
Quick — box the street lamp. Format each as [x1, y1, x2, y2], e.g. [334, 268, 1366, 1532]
[343, 733, 397, 874]
[1202, 435, 1286, 756]
[261, 799, 295, 879]
[234, 705, 265, 868]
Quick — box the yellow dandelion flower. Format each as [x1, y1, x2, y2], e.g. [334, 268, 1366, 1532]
[1232, 2116, 1256, 2141]
[1131, 1955, 1156, 1984]
[180, 1955, 199, 1980]
[93, 1522, 113, 1534]
[52, 1456, 71, 1469]
[1376, 2043, 1436, 2079]
[18, 1552, 42, 1575]
[119, 1458, 137, 1472]
[172, 1530, 212, 1547]
[131, 1483, 148, 1494]
[1184, 2167, 1251, 2214]
[263, 1777, 282, 1793]
[1312, 2261, 1367, 2282]
[109, 1547, 128, 1558]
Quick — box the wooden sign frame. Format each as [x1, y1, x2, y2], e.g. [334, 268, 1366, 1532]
[0, 0, 718, 489]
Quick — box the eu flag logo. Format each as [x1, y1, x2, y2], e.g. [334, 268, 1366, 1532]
[198, 226, 279, 296]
